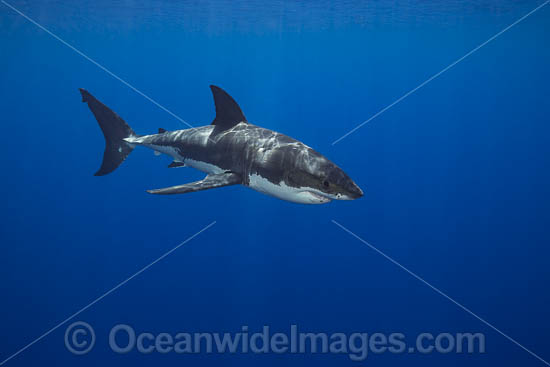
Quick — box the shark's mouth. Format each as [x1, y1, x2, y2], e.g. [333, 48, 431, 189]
[307, 191, 332, 203]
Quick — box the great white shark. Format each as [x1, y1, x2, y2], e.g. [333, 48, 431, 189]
[79, 85, 363, 204]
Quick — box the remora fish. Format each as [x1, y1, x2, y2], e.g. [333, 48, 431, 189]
[80, 86, 363, 204]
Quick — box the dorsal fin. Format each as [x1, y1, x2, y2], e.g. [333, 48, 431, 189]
[158, 128, 167, 133]
[210, 85, 246, 131]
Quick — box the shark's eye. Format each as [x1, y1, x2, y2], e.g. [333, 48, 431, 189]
[323, 180, 330, 187]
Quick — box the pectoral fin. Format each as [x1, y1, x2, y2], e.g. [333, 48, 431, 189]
[147, 172, 241, 195]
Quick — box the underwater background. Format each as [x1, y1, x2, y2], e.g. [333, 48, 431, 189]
[1, 0, 549, 365]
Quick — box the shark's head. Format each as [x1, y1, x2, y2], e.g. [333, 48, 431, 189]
[246, 131, 363, 204]
[284, 147, 364, 203]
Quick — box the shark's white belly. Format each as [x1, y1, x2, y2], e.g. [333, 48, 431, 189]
[184, 158, 224, 174]
[247, 173, 330, 204]
[145, 143, 224, 175]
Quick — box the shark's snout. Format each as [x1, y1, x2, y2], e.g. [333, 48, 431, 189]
[349, 182, 363, 199]
[325, 166, 364, 201]
[339, 181, 363, 200]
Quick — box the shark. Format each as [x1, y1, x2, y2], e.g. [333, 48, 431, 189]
[79, 85, 363, 204]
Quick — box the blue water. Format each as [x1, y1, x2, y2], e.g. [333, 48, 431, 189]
[1, 0, 549, 365]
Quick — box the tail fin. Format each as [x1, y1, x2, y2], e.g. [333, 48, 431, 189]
[79, 89, 137, 176]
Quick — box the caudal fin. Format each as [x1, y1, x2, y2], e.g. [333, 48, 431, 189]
[79, 89, 137, 176]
